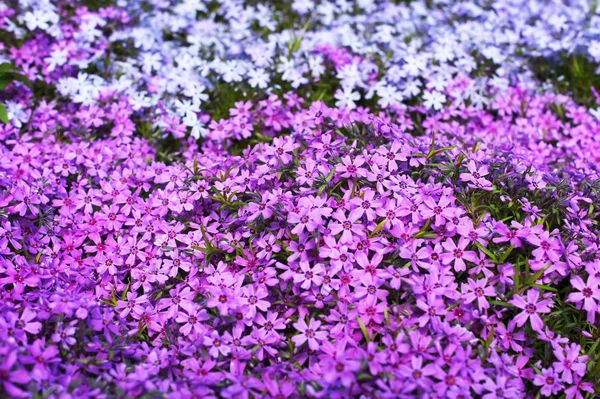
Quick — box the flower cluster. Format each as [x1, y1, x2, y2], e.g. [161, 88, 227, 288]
[0, 0, 600, 398]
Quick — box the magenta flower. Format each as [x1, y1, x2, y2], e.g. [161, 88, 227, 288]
[461, 278, 496, 309]
[176, 303, 208, 337]
[293, 261, 324, 289]
[12, 184, 40, 216]
[292, 318, 327, 350]
[241, 285, 270, 318]
[533, 368, 563, 397]
[204, 331, 231, 358]
[51, 323, 77, 349]
[416, 294, 447, 327]
[552, 344, 587, 384]
[116, 292, 148, 319]
[206, 287, 240, 316]
[328, 210, 364, 244]
[527, 230, 563, 263]
[440, 237, 478, 271]
[564, 377, 594, 399]
[0, 350, 29, 397]
[566, 275, 599, 323]
[22, 339, 59, 379]
[419, 195, 456, 226]
[509, 289, 552, 332]
[459, 160, 492, 190]
[336, 155, 367, 178]
[349, 189, 382, 219]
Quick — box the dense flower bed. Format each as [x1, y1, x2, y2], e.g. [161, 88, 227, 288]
[2, 0, 600, 398]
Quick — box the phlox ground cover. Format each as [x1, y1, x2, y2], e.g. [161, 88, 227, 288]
[1, 0, 600, 398]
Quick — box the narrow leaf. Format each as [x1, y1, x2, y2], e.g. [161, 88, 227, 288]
[356, 316, 370, 342]
[0, 103, 8, 124]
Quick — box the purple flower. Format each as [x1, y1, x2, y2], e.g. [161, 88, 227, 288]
[533, 368, 563, 397]
[552, 344, 587, 384]
[203, 331, 230, 358]
[0, 350, 29, 397]
[416, 294, 447, 327]
[566, 275, 599, 323]
[419, 195, 456, 226]
[440, 237, 478, 272]
[292, 318, 327, 350]
[461, 278, 496, 309]
[509, 290, 552, 332]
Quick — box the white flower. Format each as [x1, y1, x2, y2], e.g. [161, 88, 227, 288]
[377, 85, 403, 108]
[174, 99, 199, 118]
[248, 69, 269, 89]
[22, 10, 54, 31]
[337, 63, 363, 89]
[4, 101, 28, 128]
[292, 0, 315, 14]
[45, 48, 69, 72]
[220, 60, 244, 83]
[308, 55, 325, 78]
[422, 90, 446, 111]
[140, 53, 162, 75]
[334, 87, 360, 110]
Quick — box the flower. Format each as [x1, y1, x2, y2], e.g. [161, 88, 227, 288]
[440, 237, 478, 272]
[566, 275, 599, 323]
[509, 290, 552, 332]
[461, 278, 496, 309]
[291, 318, 327, 350]
[533, 368, 563, 397]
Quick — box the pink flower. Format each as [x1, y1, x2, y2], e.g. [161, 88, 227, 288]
[176, 303, 208, 337]
[461, 278, 496, 309]
[509, 289, 552, 332]
[440, 237, 478, 271]
[533, 368, 563, 397]
[566, 275, 600, 323]
[293, 261, 324, 289]
[336, 155, 367, 178]
[416, 294, 447, 327]
[419, 195, 456, 226]
[292, 318, 327, 350]
[328, 210, 364, 244]
[553, 344, 587, 384]
[527, 230, 562, 262]
[204, 331, 230, 358]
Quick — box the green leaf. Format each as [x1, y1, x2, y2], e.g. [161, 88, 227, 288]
[587, 337, 600, 358]
[498, 245, 514, 264]
[530, 283, 557, 293]
[4, 72, 33, 91]
[191, 244, 209, 253]
[475, 242, 498, 263]
[488, 300, 514, 308]
[356, 316, 370, 342]
[325, 166, 336, 183]
[525, 265, 549, 286]
[485, 325, 495, 348]
[0, 103, 7, 124]
[413, 218, 432, 238]
[121, 281, 130, 301]
[514, 258, 521, 294]
[0, 77, 12, 90]
[317, 184, 327, 196]
[369, 219, 387, 238]
[0, 63, 15, 73]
